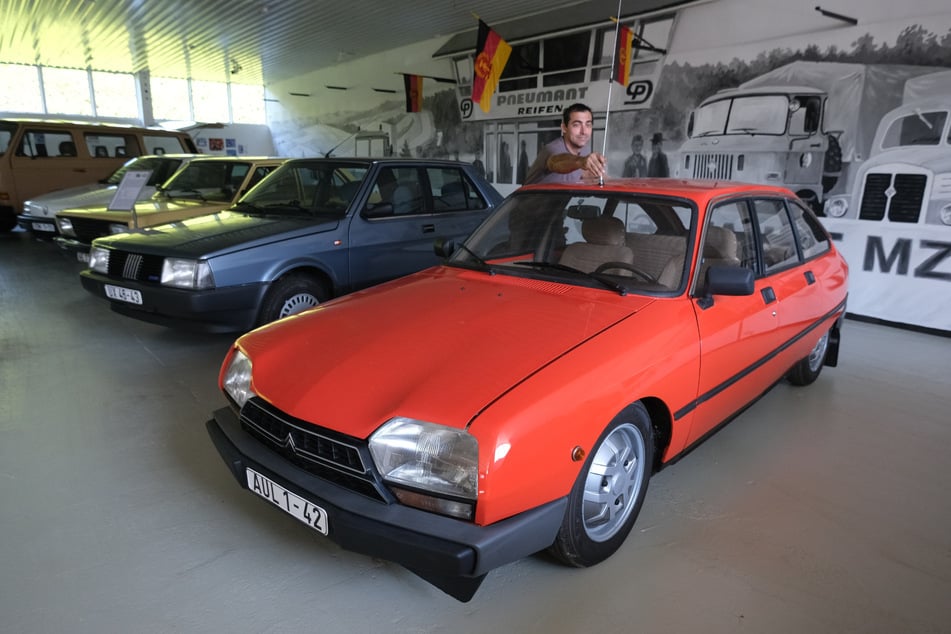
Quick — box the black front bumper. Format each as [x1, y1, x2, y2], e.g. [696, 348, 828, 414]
[16, 213, 59, 238]
[206, 405, 567, 601]
[79, 270, 266, 333]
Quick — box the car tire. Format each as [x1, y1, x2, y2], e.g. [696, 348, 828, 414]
[786, 329, 830, 386]
[549, 402, 653, 568]
[258, 273, 329, 325]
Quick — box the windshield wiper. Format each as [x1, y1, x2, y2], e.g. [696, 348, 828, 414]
[233, 201, 263, 215]
[512, 260, 627, 295]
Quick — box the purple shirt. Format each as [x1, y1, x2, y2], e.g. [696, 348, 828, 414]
[523, 137, 590, 185]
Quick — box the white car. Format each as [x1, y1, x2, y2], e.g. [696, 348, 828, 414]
[17, 154, 200, 238]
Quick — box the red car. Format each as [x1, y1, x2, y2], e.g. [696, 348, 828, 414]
[207, 178, 849, 601]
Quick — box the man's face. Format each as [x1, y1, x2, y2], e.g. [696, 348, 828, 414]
[562, 111, 593, 152]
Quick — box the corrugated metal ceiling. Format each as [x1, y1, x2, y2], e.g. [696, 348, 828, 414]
[0, 0, 684, 86]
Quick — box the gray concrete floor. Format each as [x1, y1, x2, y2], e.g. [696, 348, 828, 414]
[2, 229, 950, 634]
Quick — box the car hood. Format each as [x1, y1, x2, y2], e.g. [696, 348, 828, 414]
[92, 210, 340, 258]
[238, 267, 654, 438]
[59, 196, 222, 220]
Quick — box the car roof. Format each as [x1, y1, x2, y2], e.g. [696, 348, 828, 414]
[516, 178, 798, 206]
[283, 157, 477, 167]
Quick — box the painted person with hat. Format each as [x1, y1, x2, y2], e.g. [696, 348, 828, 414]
[647, 131, 669, 178]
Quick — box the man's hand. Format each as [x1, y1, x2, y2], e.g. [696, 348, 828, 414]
[581, 153, 607, 179]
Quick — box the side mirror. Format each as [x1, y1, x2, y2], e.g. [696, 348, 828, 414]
[363, 203, 393, 218]
[434, 238, 457, 259]
[706, 265, 754, 296]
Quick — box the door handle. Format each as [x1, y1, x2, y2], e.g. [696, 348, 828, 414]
[761, 287, 776, 304]
[422, 224, 435, 233]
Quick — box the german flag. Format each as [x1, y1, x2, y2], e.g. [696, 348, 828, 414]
[615, 23, 634, 86]
[404, 74, 424, 113]
[471, 20, 511, 113]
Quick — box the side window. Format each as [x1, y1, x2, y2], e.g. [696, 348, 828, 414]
[787, 199, 831, 260]
[18, 130, 77, 157]
[428, 168, 487, 212]
[245, 166, 274, 191]
[143, 134, 185, 155]
[364, 167, 424, 218]
[702, 202, 747, 273]
[753, 199, 799, 274]
[84, 133, 137, 159]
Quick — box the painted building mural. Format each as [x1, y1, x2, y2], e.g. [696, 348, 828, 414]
[265, 0, 951, 332]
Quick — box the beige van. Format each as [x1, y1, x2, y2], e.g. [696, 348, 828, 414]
[0, 118, 197, 232]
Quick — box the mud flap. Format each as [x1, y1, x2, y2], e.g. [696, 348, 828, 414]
[406, 566, 488, 602]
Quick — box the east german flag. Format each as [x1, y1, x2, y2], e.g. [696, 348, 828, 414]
[615, 23, 634, 86]
[471, 20, 511, 113]
[404, 74, 424, 113]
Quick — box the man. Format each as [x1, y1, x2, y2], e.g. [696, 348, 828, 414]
[622, 133, 647, 177]
[647, 131, 669, 178]
[524, 103, 607, 184]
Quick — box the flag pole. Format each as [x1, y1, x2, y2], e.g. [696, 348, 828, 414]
[601, 2, 624, 186]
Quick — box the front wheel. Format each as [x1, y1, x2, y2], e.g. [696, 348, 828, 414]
[258, 273, 328, 326]
[786, 329, 829, 386]
[549, 402, 653, 567]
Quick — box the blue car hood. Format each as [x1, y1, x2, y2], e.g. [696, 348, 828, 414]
[92, 210, 340, 258]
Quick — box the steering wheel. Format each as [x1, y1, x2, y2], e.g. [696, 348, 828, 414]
[594, 261, 656, 283]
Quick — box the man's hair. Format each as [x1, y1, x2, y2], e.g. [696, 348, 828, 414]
[562, 103, 593, 126]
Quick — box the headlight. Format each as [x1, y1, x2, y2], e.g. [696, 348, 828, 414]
[799, 152, 813, 168]
[222, 349, 256, 408]
[825, 197, 848, 218]
[370, 417, 478, 520]
[940, 204, 951, 226]
[108, 223, 129, 235]
[89, 246, 109, 273]
[161, 258, 214, 289]
[57, 217, 75, 236]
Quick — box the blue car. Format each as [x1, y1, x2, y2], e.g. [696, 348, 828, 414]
[79, 157, 502, 332]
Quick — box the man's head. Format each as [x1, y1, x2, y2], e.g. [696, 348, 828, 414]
[631, 134, 643, 152]
[561, 103, 594, 153]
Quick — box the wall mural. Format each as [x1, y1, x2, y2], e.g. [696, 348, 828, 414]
[267, 21, 951, 333]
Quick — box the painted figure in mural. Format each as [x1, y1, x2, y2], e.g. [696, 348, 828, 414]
[472, 151, 486, 179]
[647, 132, 669, 178]
[622, 134, 647, 177]
[517, 140, 529, 184]
[498, 141, 513, 183]
[523, 103, 607, 184]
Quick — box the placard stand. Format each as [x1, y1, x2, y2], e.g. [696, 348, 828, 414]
[108, 170, 152, 228]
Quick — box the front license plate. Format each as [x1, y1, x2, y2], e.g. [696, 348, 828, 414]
[32, 222, 55, 232]
[246, 468, 329, 535]
[104, 284, 142, 305]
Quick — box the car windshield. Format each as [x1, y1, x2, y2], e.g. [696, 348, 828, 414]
[237, 161, 369, 217]
[451, 190, 696, 294]
[107, 156, 184, 186]
[159, 161, 252, 202]
[693, 95, 790, 136]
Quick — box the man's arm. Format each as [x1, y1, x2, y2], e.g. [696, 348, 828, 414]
[547, 152, 606, 179]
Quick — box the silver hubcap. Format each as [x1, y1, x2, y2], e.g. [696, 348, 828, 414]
[582, 423, 646, 542]
[807, 331, 830, 373]
[278, 292, 320, 318]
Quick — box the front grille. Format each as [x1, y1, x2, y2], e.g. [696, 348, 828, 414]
[69, 217, 119, 244]
[690, 153, 734, 180]
[859, 172, 926, 223]
[105, 250, 164, 283]
[240, 398, 388, 502]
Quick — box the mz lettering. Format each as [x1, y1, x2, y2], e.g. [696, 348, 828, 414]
[863, 237, 951, 281]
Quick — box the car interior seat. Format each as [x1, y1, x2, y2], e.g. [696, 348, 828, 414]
[94, 145, 108, 157]
[696, 225, 741, 290]
[440, 181, 467, 209]
[558, 216, 634, 275]
[391, 183, 420, 215]
[58, 141, 77, 157]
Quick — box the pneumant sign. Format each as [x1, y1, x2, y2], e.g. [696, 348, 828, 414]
[459, 78, 656, 121]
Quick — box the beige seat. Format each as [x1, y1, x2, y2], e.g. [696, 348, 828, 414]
[559, 216, 634, 274]
[695, 226, 741, 290]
